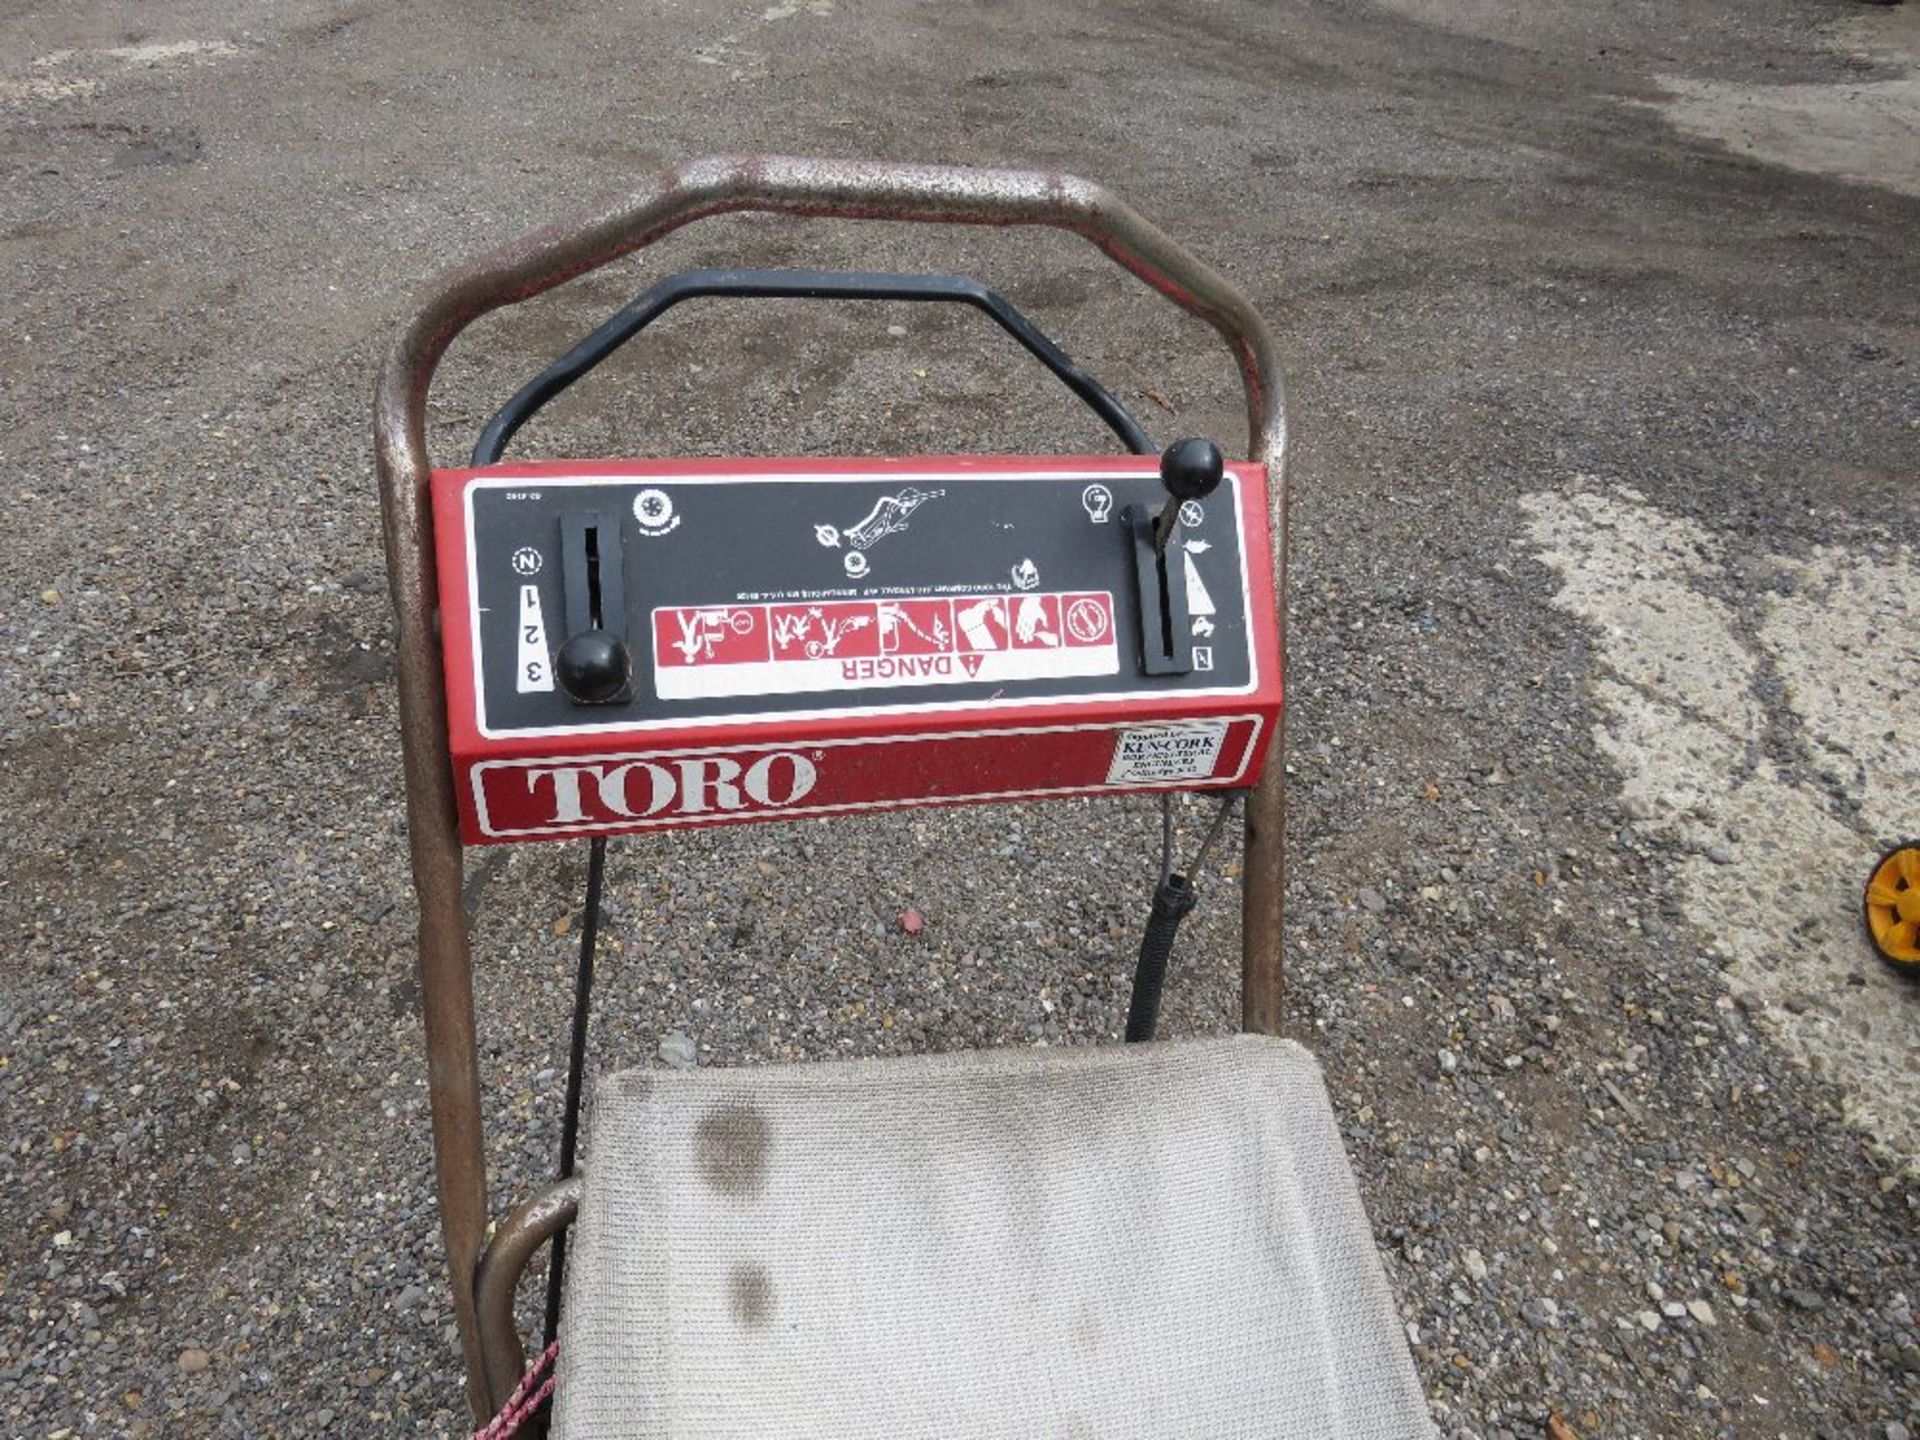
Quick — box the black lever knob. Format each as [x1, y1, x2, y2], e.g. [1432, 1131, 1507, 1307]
[1154, 437, 1224, 551]
[555, 630, 632, 705]
[1160, 437, 1225, 500]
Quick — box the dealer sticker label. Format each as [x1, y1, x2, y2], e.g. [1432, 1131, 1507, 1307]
[651, 590, 1117, 700]
[1106, 722, 1230, 784]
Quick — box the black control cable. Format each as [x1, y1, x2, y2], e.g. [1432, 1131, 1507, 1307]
[1125, 792, 1242, 1043]
[542, 835, 605, 1348]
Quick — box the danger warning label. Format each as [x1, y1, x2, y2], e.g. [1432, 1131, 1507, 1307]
[652, 590, 1117, 700]
[1105, 722, 1230, 784]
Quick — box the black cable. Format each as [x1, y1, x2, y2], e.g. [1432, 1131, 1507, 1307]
[1125, 872, 1197, 1042]
[1188, 792, 1241, 880]
[1159, 792, 1175, 886]
[1124, 792, 1243, 1043]
[542, 835, 606, 1347]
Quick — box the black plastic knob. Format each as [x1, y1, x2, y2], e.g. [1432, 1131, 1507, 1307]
[1159, 437, 1225, 502]
[555, 630, 632, 705]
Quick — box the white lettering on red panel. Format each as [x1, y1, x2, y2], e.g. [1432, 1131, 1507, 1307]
[525, 751, 819, 825]
[651, 590, 1116, 700]
[470, 716, 1265, 839]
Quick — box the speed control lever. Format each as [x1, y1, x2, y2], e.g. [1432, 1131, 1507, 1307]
[555, 511, 634, 705]
[1152, 437, 1223, 554]
[1128, 437, 1223, 675]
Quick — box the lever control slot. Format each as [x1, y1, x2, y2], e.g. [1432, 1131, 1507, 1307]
[1127, 504, 1192, 675]
[557, 512, 633, 705]
[561, 513, 627, 639]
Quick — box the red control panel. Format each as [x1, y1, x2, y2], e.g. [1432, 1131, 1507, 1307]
[433, 455, 1281, 844]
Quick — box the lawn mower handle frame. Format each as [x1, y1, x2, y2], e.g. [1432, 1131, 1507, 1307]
[373, 154, 1289, 1422]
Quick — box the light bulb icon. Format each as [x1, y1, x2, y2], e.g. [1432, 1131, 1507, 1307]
[1081, 484, 1113, 524]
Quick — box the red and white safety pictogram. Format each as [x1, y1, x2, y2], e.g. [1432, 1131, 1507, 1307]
[652, 590, 1116, 700]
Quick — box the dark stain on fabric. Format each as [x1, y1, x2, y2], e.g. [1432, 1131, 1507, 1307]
[695, 1104, 771, 1198]
[731, 1263, 774, 1328]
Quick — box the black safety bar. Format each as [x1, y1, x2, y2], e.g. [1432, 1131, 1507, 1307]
[471, 267, 1155, 466]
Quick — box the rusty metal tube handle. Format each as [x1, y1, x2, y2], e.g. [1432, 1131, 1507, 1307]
[374, 154, 1288, 1422]
[474, 1176, 583, 1418]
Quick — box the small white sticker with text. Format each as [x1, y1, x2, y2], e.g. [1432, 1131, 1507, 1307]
[1105, 722, 1229, 784]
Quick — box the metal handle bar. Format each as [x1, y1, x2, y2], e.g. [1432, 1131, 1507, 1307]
[373, 155, 1288, 1422]
[473, 1177, 582, 1412]
[473, 267, 1156, 465]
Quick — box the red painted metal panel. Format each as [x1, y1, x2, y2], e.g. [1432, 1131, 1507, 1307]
[433, 456, 1281, 845]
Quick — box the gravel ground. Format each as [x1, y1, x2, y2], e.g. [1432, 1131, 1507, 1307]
[2, 1, 1916, 1438]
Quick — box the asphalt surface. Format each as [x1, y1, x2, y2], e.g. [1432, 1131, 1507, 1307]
[2, 2, 1916, 1438]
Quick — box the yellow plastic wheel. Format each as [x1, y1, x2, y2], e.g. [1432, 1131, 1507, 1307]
[1864, 841, 1920, 976]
